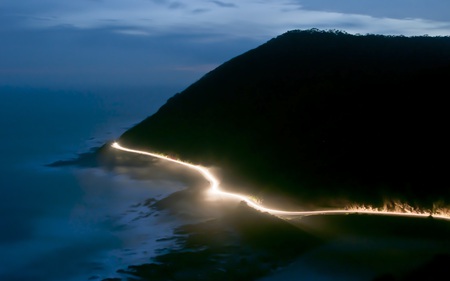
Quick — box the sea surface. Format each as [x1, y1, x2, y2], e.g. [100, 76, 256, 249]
[0, 86, 186, 281]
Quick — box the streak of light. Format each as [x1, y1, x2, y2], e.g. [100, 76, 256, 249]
[111, 142, 450, 221]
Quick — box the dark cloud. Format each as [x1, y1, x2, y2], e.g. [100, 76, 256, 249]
[191, 8, 210, 14]
[168, 1, 185, 9]
[2, 0, 450, 90]
[0, 24, 258, 89]
[210, 0, 237, 8]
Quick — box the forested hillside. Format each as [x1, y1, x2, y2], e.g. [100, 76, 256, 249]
[118, 29, 450, 209]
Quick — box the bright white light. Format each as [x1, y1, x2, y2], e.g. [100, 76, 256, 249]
[111, 142, 450, 221]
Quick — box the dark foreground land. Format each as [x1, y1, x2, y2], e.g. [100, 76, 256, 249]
[79, 29, 450, 280]
[104, 192, 450, 281]
[46, 135, 446, 281]
[117, 29, 450, 211]
[95, 143, 450, 281]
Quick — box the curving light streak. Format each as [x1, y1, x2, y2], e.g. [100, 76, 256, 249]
[111, 142, 450, 221]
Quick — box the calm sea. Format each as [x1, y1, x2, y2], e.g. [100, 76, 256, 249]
[0, 86, 185, 281]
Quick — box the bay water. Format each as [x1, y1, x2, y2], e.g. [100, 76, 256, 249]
[0, 86, 185, 281]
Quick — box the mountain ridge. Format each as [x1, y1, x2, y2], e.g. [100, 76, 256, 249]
[117, 29, 450, 209]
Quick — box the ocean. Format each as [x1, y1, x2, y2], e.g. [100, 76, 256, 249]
[0, 86, 186, 281]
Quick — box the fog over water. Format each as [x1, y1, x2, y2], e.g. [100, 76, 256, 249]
[0, 86, 188, 280]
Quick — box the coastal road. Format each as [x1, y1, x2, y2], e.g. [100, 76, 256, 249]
[111, 142, 450, 221]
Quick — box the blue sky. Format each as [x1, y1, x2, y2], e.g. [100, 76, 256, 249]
[1, 0, 450, 90]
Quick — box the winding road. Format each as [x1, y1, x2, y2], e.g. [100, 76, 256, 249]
[111, 142, 450, 221]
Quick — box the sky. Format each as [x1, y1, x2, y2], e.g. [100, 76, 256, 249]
[1, 0, 450, 90]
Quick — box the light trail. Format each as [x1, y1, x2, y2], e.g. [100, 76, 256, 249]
[111, 142, 450, 221]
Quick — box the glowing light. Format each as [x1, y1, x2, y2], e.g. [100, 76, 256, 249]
[111, 142, 450, 221]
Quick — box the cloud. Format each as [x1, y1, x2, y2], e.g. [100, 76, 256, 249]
[210, 1, 237, 8]
[296, 0, 450, 22]
[114, 29, 151, 36]
[192, 8, 210, 14]
[2, 0, 450, 89]
[168, 2, 186, 10]
[2, 0, 450, 38]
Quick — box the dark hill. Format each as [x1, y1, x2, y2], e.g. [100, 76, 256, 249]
[117, 29, 450, 209]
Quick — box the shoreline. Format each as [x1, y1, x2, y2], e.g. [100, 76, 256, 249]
[56, 145, 450, 281]
[110, 209, 450, 281]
